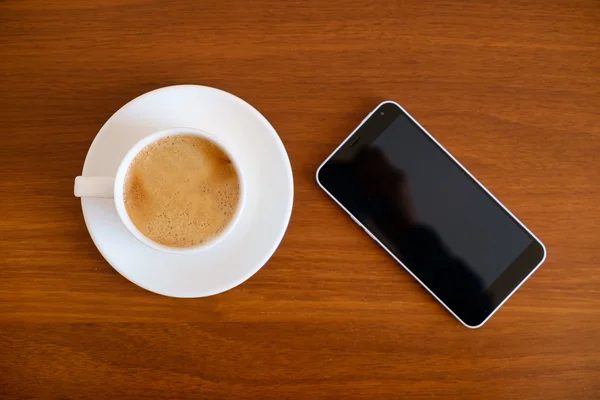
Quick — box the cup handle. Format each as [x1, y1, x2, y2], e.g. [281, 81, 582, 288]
[74, 176, 115, 198]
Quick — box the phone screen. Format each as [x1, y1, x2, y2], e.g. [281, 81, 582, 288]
[317, 103, 544, 326]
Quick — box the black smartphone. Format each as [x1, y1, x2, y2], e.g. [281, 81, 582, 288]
[316, 101, 546, 328]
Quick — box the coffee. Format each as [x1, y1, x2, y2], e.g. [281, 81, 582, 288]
[123, 135, 240, 248]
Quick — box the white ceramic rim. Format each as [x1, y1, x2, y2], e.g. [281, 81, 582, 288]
[113, 127, 246, 254]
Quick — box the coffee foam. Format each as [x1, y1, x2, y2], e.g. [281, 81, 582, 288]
[123, 135, 240, 248]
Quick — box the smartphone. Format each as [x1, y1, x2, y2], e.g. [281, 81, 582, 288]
[316, 101, 546, 328]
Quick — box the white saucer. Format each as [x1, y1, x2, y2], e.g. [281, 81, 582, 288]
[80, 85, 294, 297]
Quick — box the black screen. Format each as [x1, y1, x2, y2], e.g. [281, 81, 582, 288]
[318, 103, 544, 326]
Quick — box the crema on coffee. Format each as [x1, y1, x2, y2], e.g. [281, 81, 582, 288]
[123, 135, 240, 248]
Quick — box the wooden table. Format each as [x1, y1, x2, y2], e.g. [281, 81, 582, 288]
[1, 1, 598, 398]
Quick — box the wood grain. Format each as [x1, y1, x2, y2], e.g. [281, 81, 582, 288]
[1, 0, 599, 398]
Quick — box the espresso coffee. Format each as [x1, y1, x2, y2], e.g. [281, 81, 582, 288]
[123, 135, 240, 248]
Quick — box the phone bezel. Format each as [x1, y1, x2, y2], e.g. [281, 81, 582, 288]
[316, 101, 547, 328]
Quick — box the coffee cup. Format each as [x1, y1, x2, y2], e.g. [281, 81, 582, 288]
[74, 127, 245, 253]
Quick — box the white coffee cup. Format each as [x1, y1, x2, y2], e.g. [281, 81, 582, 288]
[74, 127, 245, 253]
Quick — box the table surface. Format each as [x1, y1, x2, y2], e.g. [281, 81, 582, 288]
[1, 0, 599, 399]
